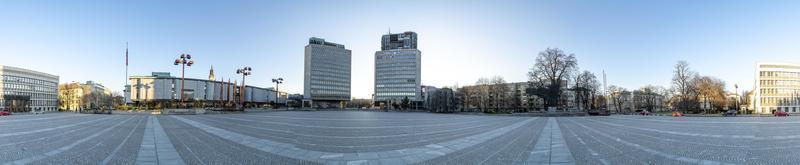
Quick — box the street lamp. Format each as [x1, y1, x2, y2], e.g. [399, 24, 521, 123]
[236, 67, 252, 110]
[174, 53, 194, 107]
[734, 84, 739, 114]
[272, 78, 283, 108]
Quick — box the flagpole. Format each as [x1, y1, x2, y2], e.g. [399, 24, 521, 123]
[125, 42, 129, 105]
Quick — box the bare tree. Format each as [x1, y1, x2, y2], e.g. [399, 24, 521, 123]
[429, 88, 457, 113]
[672, 61, 698, 113]
[633, 85, 664, 112]
[573, 71, 598, 111]
[527, 48, 578, 111]
[457, 86, 476, 112]
[490, 76, 509, 113]
[476, 77, 491, 112]
[608, 85, 631, 113]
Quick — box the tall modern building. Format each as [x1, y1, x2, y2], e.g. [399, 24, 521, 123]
[0, 65, 59, 112]
[304, 37, 352, 108]
[374, 31, 422, 104]
[753, 63, 800, 114]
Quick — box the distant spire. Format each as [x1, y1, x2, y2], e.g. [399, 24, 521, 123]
[209, 65, 215, 81]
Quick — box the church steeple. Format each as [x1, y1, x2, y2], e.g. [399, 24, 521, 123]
[209, 65, 216, 81]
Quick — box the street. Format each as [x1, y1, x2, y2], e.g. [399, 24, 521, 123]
[1, 111, 798, 164]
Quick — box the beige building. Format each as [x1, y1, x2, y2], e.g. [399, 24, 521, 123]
[58, 81, 112, 111]
[753, 63, 800, 114]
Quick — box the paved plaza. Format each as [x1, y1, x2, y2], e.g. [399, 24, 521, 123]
[2, 111, 800, 164]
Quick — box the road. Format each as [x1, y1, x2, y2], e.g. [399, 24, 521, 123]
[1, 111, 798, 164]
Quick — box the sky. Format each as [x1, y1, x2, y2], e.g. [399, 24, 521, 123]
[1, 0, 798, 98]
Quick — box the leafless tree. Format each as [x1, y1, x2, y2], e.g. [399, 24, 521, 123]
[527, 48, 578, 110]
[608, 85, 631, 113]
[633, 85, 664, 112]
[457, 86, 476, 112]
[672, 61, 698, 113]
[573, 71, 598, 111]
[429, 88, 457, 113]
[490, 76, 509, 113]
[476, 77, 491, 112]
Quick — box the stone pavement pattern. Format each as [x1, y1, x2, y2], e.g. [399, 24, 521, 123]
[4, 111, 800, 164]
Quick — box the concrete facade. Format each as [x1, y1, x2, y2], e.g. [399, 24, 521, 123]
[754, 62, 800, 114]
[127, 72, 286, 105]
[375, 31, 422, 102]
[303, 37, 351, 108]
[0, 65, 59, 112]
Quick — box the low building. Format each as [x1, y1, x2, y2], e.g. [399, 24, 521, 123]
[458, 82, 544, 112]
[0, 65, 59, 112]
[753, 63, 800, 114]
[58, 81, 112, 111]
[127, 72, 285, 107]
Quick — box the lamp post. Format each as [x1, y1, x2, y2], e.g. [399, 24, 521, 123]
[272, 78, 283, 108]
[236, 67, 252, 110]
[173, 54, 194, 108]
[734, 84, 739, 114]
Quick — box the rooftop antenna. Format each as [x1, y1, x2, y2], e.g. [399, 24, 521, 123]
[388, 26, 391, 34]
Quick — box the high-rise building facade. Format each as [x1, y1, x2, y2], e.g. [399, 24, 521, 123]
[304, 37, 352, 108]
[0, 65, 59, 112]
[753, 63, 800, 114]
[375, 31, 422, 103]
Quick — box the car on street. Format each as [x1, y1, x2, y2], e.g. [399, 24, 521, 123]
[723, 110, 737, 117]
[0, 111, 11, 116]
[672, 111, 684, 117]
[640, 110, 651, 116]
[588, 109, 610, 116]
[775, 111, 790, 117]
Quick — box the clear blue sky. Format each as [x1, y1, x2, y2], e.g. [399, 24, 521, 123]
[1, 0, 798, 98]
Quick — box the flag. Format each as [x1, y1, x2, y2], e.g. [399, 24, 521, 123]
[125, 43, 129, 66]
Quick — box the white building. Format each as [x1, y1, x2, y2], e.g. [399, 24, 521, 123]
[304, 37, 351, 108]
[375, 31, 422, 103]
[0, 65, 59, 112]
[753, 63, 800, 114]
[128, 72, 285, 105]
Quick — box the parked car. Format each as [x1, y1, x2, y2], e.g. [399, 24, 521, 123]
[0, 111, 11, 116]
[775, 111, 790, 117]
[672, 111, 684, 117]
[723, 110, 737, 117]
[588, 109, 610, 116]
[640, 110, 651, 116]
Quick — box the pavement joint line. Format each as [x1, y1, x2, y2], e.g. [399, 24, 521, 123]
[241, 113, 486, 121]
[607, 115, 800, 124]
[587, 118, 781, 140]
[526, 117, 576, 165]
[4, 115, 137, 165]
[152, 116, 185, 165]
[171, 115, 535, 164]
[0, 115, 112, 138]
[136, 116, 158, 165]
[567, 118, 731, 165]
[198, 114, 512, 141]
[100, 115, 147, 165]
[0, 114, 89, 123]
[136, 116, 186, 165]
[212, 114, 512, 129]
